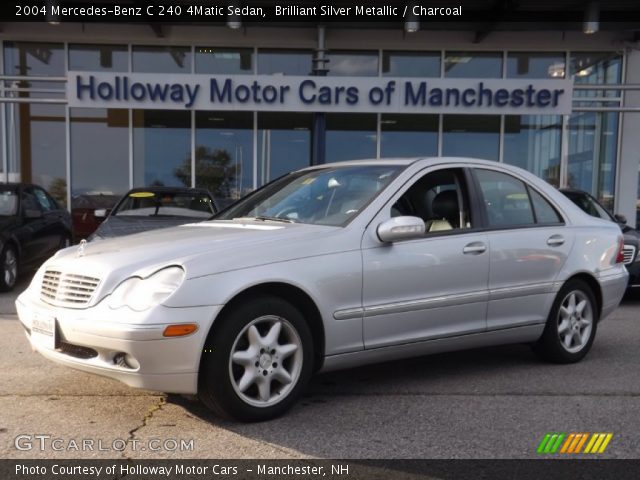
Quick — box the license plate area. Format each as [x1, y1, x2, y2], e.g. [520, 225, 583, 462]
[31, 313, 57, 351]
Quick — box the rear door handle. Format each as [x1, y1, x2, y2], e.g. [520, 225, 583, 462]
[547, 235, 565, 246]
[463, 242, 487, 255]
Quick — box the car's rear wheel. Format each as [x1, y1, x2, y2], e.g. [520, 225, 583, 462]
[199, 295, 313, 421]
[0, 245, 18, 292]
[532, 279, 598, 363]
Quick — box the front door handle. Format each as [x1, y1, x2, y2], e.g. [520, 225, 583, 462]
[463, 242, 487, 255]
[547, 235, 565, 247]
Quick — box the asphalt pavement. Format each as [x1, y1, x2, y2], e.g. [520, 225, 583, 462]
[1, 274, 639, 459]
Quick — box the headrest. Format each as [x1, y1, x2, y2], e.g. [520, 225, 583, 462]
[432, 190, 459, 220]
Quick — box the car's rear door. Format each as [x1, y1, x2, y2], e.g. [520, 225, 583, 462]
[471, 167, 575, 329]
[361, 166, 490, 349]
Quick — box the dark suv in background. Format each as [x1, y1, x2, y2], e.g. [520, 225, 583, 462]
[561, 188, 639, 289]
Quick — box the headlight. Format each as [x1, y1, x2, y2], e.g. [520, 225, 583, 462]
[107, 266, 185, 312]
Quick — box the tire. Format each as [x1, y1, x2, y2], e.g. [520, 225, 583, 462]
[199, 295, 314, 422]
[532, 279, 598, 363]
[0, 244, 18, 292]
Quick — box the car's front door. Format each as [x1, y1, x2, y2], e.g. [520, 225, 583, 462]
[471, 168, 574, 329]
[361, 167, 490, 349]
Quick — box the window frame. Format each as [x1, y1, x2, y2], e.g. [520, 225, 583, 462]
[469, 167, 566, 232]
[377, 166, 484, 241]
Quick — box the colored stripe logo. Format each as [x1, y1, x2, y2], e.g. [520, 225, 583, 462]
[537, 433, 613, 454]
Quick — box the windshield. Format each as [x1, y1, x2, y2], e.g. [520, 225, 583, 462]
[217, 165, 401, 226]
[113, 191, 215, 218]
[0, 189, 18, 216]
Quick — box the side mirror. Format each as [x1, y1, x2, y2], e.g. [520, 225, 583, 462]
[377, 216, 425, 243]
[94, 209, 107, 218]
[24, 208, 42, 220]
[614, 213, 627, 225]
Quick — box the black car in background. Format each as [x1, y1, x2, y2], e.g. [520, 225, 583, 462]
[561, 188, 640, 289]
[0, 183, 73, 291]
[89, 186, 217, 241]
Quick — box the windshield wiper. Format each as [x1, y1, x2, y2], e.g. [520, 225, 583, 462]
[237, 216, 295, 223]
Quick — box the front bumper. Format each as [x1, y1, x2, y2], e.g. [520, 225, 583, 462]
[16, 291, 221, 394]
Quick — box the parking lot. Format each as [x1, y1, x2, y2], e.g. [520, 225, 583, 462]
[1, 275, 639, 460]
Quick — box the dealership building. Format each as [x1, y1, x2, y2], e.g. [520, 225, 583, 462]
[1, 10, 640, 225]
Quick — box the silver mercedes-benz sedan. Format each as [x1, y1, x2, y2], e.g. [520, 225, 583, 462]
[16, 158, 628, 421]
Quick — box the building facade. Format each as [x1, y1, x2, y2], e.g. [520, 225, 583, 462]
[1, 23, 639, 225]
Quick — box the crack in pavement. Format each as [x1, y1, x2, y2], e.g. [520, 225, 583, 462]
[110, 396, 167, 479]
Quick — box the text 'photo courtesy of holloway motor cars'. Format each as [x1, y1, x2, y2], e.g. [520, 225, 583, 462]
[16, 157, 627, 422]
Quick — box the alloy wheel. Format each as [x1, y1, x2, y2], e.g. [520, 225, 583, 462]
[557, 290, 593, 354]
[228, 315, 303, 408]
[3, 249, 17, 287]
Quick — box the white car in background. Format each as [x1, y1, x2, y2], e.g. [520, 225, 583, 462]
[17, 158, 628, 421]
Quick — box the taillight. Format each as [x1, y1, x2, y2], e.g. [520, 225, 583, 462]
[615, 237, 625, 264]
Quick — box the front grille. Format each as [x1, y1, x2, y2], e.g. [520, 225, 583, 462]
[40, 270, 101, 307]
[623, 245, 636, 265]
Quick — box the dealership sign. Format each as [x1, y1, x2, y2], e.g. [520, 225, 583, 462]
[67, 72, 573, 115]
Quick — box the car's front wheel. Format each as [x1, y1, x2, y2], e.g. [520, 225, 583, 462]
[0, 244, 18, 292]
[532, 279, 598, 363]
[199, 295, 313, 421]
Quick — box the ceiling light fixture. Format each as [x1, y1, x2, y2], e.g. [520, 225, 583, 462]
[583, 1, 599, 34]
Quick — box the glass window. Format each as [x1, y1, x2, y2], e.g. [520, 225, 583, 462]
[475, 169, 535, 227]
[3, 42, 65, 101]
[70, 108, 129, 207]
[3, 41, 65, 77]
[380, 114, 438, 157]
[567, 111, 618, 211]
[195, 47, 253, 74]
[133, 110, 191, 188]
[506, 52, 565, 79]
[0, 188, 18, 216]
[21, 189, 41, 213]
[382, 51, 440, 77]
[326, 114, 377, 162]
[327, 51, 378, 77]
[69, 44, 128, 71]
[33, 187, 55, 211]
[217, 165, 401, 227]
[132, 46, 191, 73]
[444, 52, 502, 78]
[257, 50, 312, 75]
[5, 103, 67, 206]
[529, 189, 562, 223]
[571, 52, 622, 99]
[392, 168, 473, 232]
[258, 112, 312, 185]
[503, 115, 562, 187]
[442, 115, 500, 161]
[195, 112, 254, 209]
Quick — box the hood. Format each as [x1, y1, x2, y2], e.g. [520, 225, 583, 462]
[45, 219, 345, 304]
[92, 215, 206, 239]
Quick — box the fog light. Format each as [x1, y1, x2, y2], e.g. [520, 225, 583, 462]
[114, 353, 140, 370]
[163, 324, 198, 337]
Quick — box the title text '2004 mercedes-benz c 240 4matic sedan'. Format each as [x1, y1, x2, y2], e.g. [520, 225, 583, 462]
[17, 158, 628, 421]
